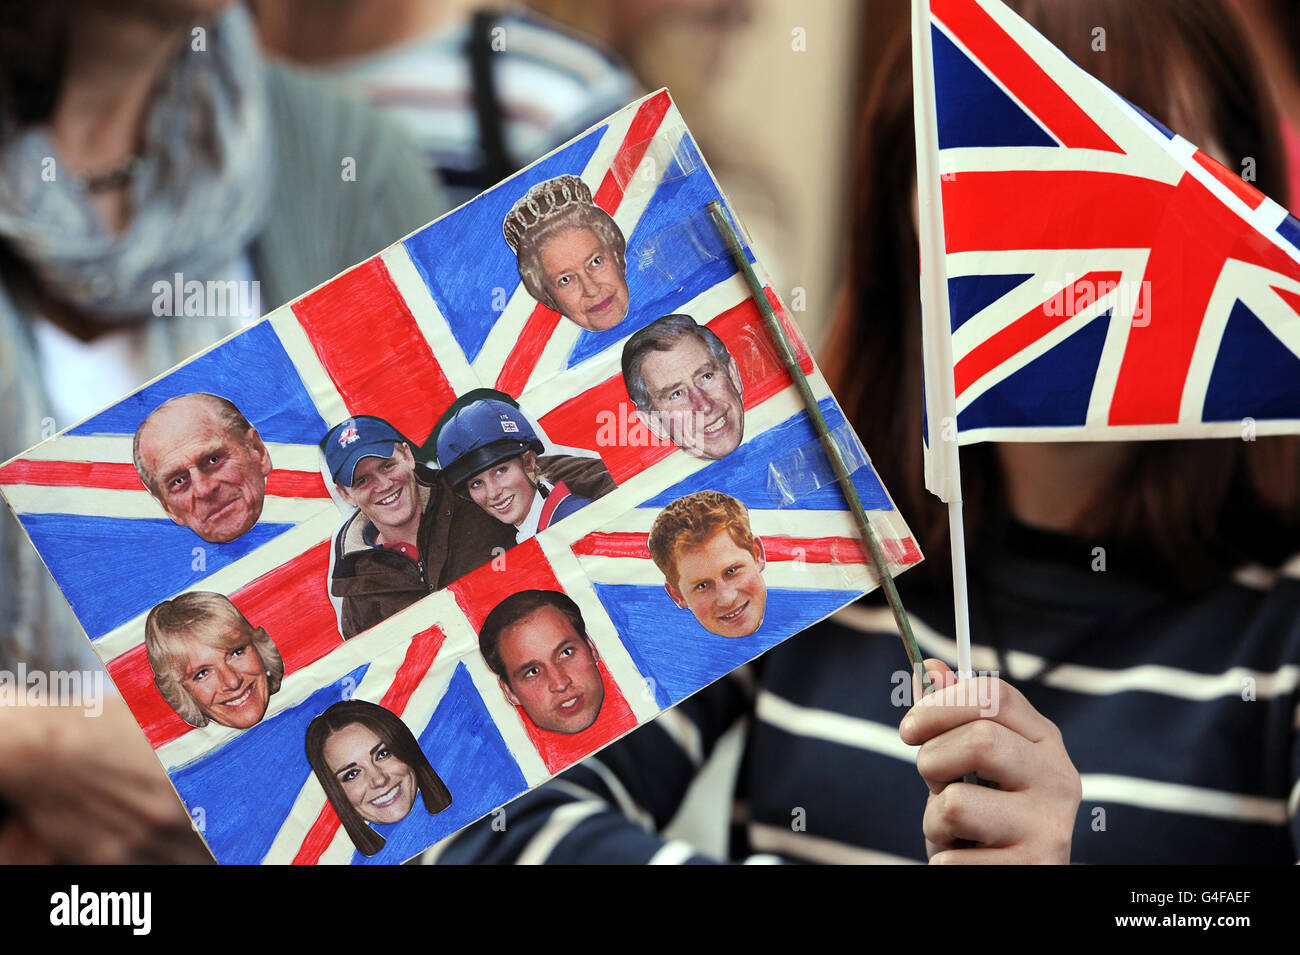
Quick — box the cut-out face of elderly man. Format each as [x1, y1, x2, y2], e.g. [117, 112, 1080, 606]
[622, 314, 746, 461]
[133, 393, 273, 544]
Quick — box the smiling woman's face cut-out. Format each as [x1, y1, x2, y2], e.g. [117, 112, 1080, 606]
[322, 722, 419, 826]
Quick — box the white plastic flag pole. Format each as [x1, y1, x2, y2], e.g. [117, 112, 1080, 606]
[912, 0, 974, 682]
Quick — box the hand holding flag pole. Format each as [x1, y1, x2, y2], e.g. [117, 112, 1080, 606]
[708, 200, 932, 695]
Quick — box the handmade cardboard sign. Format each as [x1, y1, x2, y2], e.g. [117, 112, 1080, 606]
[0, 90, 921, 864]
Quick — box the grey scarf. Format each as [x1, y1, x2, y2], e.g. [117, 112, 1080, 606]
[0, 5, 272, 671]
[0, 5, 271, 320]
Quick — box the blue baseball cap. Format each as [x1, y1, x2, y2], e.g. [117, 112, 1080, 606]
[321, 416, 407, 486]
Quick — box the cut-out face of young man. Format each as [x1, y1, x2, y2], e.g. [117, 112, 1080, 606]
[664, 529, 767, 638]
[494, 603, 605, 734]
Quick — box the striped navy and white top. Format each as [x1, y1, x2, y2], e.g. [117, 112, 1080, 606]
[430, 522, 1300, 864]
[312, 11, 640, 206]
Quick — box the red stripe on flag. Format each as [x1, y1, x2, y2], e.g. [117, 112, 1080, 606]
[1193, 150, 1266, 211]
[291, 258, 457, 447]
[228, 542, 343, 662]
[942, 171, 1168, 253]
[572, 531, 922, 567]
[292, 624, 447, 865]
[539, 379, 674, 484]
[494, 305, 562, 395]
[1272, 285, 1300, 319]
[494, 91, 673, 392]
[1107, 172, 1300, 424]
[0, 459, 328, 498]
[570, 531, 650, 558]
[538, 296, 813, 484]
[0, 461, 147, 490]
[954, 270, 1121, 397]
[932, 0, 1122, 152]
[111, 542, 344, 748]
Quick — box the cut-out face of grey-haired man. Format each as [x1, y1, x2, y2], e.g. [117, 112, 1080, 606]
[621, 313, 745, 460]
[133, 393, 273, 544]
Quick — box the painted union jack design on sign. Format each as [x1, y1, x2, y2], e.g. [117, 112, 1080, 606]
[915, 0, 1300, 498]
[0, 91, 919, 863]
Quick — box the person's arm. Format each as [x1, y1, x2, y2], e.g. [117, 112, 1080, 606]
[0, 697, 212, 864]
[432, 667, 756, 864]
[899, 659, 1082, 864]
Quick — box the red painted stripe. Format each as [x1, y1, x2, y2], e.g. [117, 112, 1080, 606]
[493, 304, 561, 395]
[932, 0, 1122, 152]
[111, 542, 344, 749]
[538, 378, 674, 484]
[537, 296, 813, 485]
[592, 169, 622, 213]
[1193, 150, 1266, 211]
[265, 470, 329, 499]
[571, 531, 922, 567]
[594, 90, 672, 212]
[291, 258, 457, 446]
[291, 805, 342, 866]
[377, 625, 446, 713]
[0, 461, 146, 489]
[570, 531, 648, 558]
[293, 624, 447, 864]
[0, 459, 327, 498]
[520, 660, 638, 775]
[954, 270, 1121, 397]
[495, 90, 673, 392]
[449, 538, 562, 633]
[443, 539, 639, 773]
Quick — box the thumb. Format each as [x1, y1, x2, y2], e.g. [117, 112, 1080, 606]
[912, 657, 958, 701]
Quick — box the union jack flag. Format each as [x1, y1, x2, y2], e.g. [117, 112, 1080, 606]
[914, 0, 1300, 502]
[0, 91, 919, 863]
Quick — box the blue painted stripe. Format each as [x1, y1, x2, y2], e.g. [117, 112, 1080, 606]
[568, 133, 744, 367]
[18, 514, 294, 639]
[402, 125, 609, 364]
[170, 667, 369, 865]
[593, 583, 864, 707]
[642, 398, 892, 512]
[352, 663, 529, 864]
[69, 321, 327, 444]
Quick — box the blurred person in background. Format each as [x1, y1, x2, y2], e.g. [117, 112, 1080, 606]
[1232, 0, 1300, 206]
[526, 0, 790, 283]
[428, 0, 1300, 865]
[0, 0, 443, 862]
[254, 0, 640, 206]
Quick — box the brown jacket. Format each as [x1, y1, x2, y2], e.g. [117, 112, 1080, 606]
[537, 453, 617, 500]
[330, 464, 516, 638]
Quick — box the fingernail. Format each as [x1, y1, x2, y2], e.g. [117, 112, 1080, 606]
[900, 713, 915, 737]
